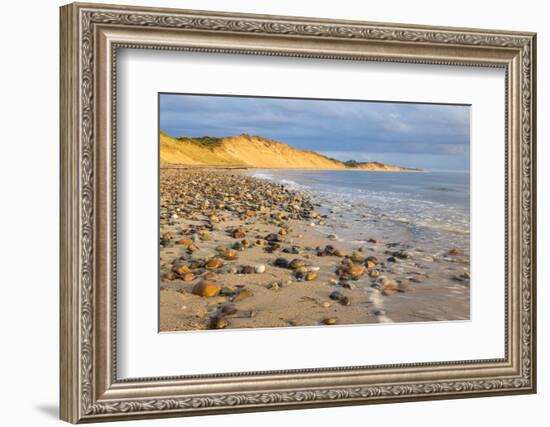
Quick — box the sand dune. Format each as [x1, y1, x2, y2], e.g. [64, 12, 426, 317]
[160, 131, 416, 171]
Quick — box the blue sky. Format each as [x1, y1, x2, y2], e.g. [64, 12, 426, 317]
[159, 94, 470, 170]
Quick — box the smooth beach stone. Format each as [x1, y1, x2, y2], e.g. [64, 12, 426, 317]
[209, 315, 229, 329]
[374, 309, 387, 316]
[333, 249, 348, 257]
[267, 282, 281, 290]
[329, 290, 344, 301]
[339, 296, 352, 306]
[221, 304, 238, 315]
[290, 258, 307, 270]
[176, 238, 193, 247]
[222, 249, 238, 260]
[349, 264, 365, 280]
[172, 263, 191, 275]
[232, 228, 246, 239]
[265, 233, 280, 242]
[255, 264, 266, 274]
[192, 281, 221, 298]
[232, 242, 244, 251]
[449, 248, 461, 256]
[369, 269, 381, 278]
[162, 271, 176, 281]
[305, 271, 317, 281]
[161, 231, 175, 241]
[322, 318, 337, 325]
[205, 258, 223, 270]
[240, 265, 255, 274]
[351, 252, 365, 263]
[380, 278, 398, 296]
[219, 286, 237, 297]
[182, 272, 195, 282]
[233, 288, 254, 302]
[365, 256, 378, 269]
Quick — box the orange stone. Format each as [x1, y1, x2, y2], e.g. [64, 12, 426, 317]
[173, 264, 191, 275]
[206, 258, 223, 270]
[192, 281, 221, 297]
[177, 238, 193, 247]
[349, 264, 365, 279]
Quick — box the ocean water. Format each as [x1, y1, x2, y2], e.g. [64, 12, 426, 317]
[250, 169, 470, 256]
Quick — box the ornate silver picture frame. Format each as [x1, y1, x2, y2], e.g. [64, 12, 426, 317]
[60, 2, 536, 423]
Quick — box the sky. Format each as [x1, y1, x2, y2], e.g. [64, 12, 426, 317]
[159, 93, 470, 170]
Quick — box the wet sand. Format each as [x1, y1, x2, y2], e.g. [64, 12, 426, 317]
[159, 168, 470, 332]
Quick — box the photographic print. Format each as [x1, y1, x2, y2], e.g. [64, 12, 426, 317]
[158, 94, 471, 332]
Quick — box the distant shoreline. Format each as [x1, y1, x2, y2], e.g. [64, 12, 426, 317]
[160, 164, 423, 172]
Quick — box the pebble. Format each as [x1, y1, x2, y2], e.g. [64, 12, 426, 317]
[329, 290, 344, 300]
[365, 256, 378, 269]
[305, 271, 317, 281]
[233, 288, 254, 302]
[449, 248, 461, 256]
[219, 286, 237, 297]
[232, 228, 246, 239]
[222, 249, 238, 260]
[290, 258, 307, 270]
[182, 272, 195, 282]
[192, 281, 221, 297]
[162, 271, 176, 281]
[349, 264, 365, 280]
[255, 264, 266, 274]
[274, 257, 290, 269]
[380, 278, 398, 296]
[177, 238, 193, 247]
[206, 258, 223, 270]
[209, 315, 229, 329]
[267, 282, 281, 290]
[322, 318, 337, 325]
[369, 270, 380, 278]
[240, 265, 255, 274]
[173, 264, 191, 275]
[221, 304, 238, 315]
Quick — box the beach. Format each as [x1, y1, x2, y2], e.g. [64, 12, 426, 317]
[159, 168, 470, 332]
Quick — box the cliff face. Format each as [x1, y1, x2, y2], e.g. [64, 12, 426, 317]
[160, 132, 417, 171]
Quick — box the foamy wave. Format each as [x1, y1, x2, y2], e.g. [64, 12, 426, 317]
[251, 172, 308, 192]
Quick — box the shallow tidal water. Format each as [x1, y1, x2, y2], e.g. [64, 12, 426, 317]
[250, 169, 470, 258]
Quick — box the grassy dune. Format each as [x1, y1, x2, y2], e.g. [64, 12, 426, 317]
[160, 131, 417, 171]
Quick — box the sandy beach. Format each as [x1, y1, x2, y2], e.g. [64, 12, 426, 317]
[159, 168, 470, 332]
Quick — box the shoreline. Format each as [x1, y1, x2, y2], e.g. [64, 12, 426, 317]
[160, 164, 423, 172]
[159, 168, 469, 332]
